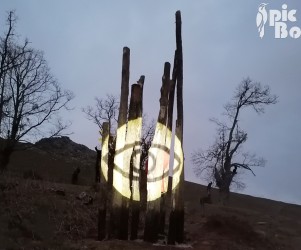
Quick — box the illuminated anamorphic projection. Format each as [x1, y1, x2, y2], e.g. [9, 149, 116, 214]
[147, 123, 183, 201]
[147, 122, 170, 201]
[114, 83, 144, 200]
[100, 91, 183, 201]
[99, 51, 184, 202]
[171, 131, 184, 192]
[112, 122, 129, 198]
[101, 122, 183, 201]
[100, 122, 109, 182]
[97, 10, 184, 243]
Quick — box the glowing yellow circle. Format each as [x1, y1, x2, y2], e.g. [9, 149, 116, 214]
[101, 121, 184, 201]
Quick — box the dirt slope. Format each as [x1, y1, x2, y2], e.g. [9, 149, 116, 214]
[0, 137, 300, 249]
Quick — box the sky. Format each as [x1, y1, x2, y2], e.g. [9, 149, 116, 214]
[1, 0, 300, 205]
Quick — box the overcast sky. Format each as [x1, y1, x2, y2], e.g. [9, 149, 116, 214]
[1, 0, 300, 205]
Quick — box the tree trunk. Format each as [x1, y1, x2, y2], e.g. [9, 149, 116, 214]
[0, 12, 14, 134]
[111, 47, 130, 239]
[144, 62, 170, 242]
[219, 185, 230, 205]
[0, 140, 14, 172]
[168, 10, 185, 244]
[219, 167, 234, 204]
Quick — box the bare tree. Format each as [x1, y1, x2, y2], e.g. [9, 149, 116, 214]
[83, 94, 119, 184]
[0, 11, 25, 134]
[82, 94, 119, 136]
[82, 94, 155, 158]
[0, 11, 74, 171]
[192, 78, 278, 200]
[83, 93, 155, 192]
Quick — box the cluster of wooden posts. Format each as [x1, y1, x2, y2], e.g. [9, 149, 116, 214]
[98, 11, 184, 244]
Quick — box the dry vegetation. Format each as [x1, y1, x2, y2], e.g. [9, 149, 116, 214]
[0, 138, 301, 249]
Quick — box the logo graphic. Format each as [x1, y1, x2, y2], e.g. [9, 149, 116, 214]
[256, 3, 268, 38]
[256, 3, 301, 39]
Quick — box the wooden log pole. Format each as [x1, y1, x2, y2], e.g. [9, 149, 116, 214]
[111, 47, 130, 239]
[168, 10, 185, 244]
[127, 79, 144, 240]
[144, 62, 170, 242]
[159, 50, 178, 234]
[106, 134, 115, 238]
[98, 122, 109, 240]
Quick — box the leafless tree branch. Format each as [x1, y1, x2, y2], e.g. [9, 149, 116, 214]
[192, 78, 278, 194]
[0, 11, 74, 171]
[82, 94, 119, 136]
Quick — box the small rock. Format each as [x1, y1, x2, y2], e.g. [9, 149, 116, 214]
[55, 190, 66, 196]
[77, 191, 87, 200]
[257, 221, 267, 225]
[49, 188, 65, 196]
[84, 196, 93, 205]
[201, 241, 212, 246]
[255, 230, 266, 237]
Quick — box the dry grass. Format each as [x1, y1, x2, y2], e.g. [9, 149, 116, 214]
[0, 173, 99, 249]
[1, 168, 301, 249]
[51, 196, 98, 240]
[203, 214, 272, 248]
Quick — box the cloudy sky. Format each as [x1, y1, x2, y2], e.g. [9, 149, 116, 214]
[1, 0, 300, 205]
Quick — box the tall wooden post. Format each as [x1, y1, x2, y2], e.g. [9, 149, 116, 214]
[98, 122, 109, 240]
[111, 47, 130, 239]
[144, 62, 170, 242]
[98, 10, 185, 244]
[168, 10, 185, 244]
[160, 51, 177, 234]
[168, 50, 177, 137]
[108, 135, 115, 190]
[107, 134, 115, 237]
[127, 80, 144, 240]
[139, 76, 147, 212]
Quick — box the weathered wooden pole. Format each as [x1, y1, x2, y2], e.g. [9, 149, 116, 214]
[167, 51, 177, 143]
[138, 75, 148, 213]
[106, 134, 115, 237]
[144, 62, 170, 242]
[127, 78, 144, 240]
[98, 122, 109, 240]
[108, 135, 115, 190]
[160, 51, 177, 234]
[168, 10, 185, 244]
[95, 146, 101, 183]
[101, 123, 110, 184]
[111, 47, 130, 239]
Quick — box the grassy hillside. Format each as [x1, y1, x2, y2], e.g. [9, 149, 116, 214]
[0, 137, 300, 249]
[7, 137, 96, 185]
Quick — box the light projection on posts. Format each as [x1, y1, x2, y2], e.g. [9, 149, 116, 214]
[100, 122, 183, 201]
